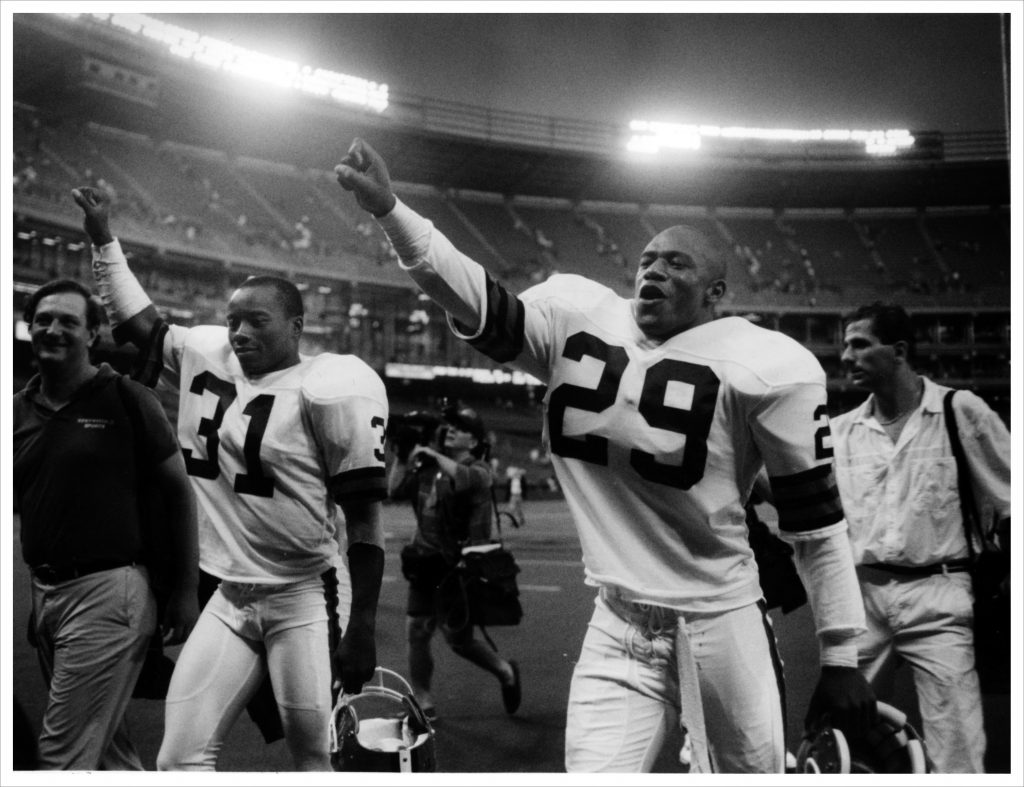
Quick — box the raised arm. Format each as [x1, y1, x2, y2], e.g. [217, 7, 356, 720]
[334, 139, 484, 332]
[71, 186, 160, 348]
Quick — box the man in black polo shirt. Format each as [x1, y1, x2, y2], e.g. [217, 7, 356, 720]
[13, 278, 199, 770]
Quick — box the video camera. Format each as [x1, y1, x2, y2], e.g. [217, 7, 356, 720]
[389, 398, 490, 464]
[388, 410, 444, 464]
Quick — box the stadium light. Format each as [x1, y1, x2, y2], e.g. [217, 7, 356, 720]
[61, 13, 389, 113]
[628, 119, 915, 157]
[385, 363, 542, 387]
[628, 120, 701, 152]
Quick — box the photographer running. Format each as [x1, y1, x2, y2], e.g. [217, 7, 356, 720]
[387, 406, 521, 721]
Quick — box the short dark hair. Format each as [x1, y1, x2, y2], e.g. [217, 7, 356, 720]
[846, 302, 915, 360]
[23, 278, 104, 330]
[652, 224, 730, 281]
[237, 275, 304, 319]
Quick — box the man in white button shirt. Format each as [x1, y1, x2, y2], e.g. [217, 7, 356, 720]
[831, 302, 1011, 773]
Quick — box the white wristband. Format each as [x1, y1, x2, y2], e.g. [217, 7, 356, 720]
[90, 239, 153, 328]
[375, 198, 432, 261]
[818, 638, 859, 669]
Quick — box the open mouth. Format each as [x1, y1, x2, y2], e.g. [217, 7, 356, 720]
[638, 284, 666, 301]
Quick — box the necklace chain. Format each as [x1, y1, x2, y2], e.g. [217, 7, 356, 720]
[875, 380, 925, 426]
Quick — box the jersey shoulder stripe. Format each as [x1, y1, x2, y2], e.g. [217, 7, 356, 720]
[468, 272, 627, 364]
[466, 272, 525, 363]
[770, 464, 844, 533]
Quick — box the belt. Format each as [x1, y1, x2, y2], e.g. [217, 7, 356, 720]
[32, 560, 134, 585]
[600, 587, 678, 635]
[861, 559, 970, 577]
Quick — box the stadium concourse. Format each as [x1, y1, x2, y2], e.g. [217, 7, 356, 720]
[9, 11, 1012, 776]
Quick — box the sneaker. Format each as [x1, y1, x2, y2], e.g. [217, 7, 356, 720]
[501, 660, 522, 714]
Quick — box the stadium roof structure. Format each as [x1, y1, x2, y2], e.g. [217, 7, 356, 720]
[14, 13, 1010, 211]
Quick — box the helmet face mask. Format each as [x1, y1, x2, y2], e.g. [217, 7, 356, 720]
[796, 701, 930, 774]
[330, 668, 436, 772]
[796, 725, 851, 774]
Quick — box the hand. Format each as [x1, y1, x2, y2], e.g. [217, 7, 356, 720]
[161, 587, 200, 646]
[333, 138, 397, 217]
[408, 445, 439, 464]
[804, 665, 877, 738]
[333, 621, 377, 695]
[70, 186, 115, 247]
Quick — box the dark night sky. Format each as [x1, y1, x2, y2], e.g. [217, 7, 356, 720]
[152, 5, 1011, 134]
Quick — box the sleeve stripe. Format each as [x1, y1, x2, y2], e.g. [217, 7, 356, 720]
[467, 274, 525, 364]
[773, 485, 839, 509]
[770, 463, 831, 488]
[770, 465, 845, 534]
[778, 503, 845, 533]
[329, 466, 387, 502]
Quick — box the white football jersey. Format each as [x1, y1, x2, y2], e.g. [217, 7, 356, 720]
[385, 201, 844, 612]
[159, 325, 388, 584]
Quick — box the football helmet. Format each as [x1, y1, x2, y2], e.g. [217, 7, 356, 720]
[795, 701, 929, 774]
[330, 667, 436, 772]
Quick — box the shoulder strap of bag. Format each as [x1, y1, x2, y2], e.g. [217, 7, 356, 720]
[489, 471, 523, 543]
[490, 486, 505, 545]
[943, 389, 979, 560]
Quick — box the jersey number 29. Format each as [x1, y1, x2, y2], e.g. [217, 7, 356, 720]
[547, 332, 720, 490]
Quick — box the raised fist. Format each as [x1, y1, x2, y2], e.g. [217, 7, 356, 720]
[71, 186, 114, 247]
[334, 138, 397, 217]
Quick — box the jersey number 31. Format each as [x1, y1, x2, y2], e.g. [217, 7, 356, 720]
[181, 371, 276, 497]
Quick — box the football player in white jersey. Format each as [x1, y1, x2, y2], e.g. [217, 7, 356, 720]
[334, 139, 877, 773]
[73, 187, 388, 771]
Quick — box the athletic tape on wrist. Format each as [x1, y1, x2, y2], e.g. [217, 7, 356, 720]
[91, 239, 153, 327]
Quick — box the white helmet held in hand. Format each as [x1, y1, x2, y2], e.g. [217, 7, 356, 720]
[330, 667, 436, 772]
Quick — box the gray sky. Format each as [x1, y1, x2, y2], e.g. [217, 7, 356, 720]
[153, 4, 1011, 134]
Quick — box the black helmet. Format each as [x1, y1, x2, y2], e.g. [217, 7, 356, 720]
[796, 701, 929, 774]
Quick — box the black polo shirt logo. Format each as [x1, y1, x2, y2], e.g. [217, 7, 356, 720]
[78, 418, 114, 429]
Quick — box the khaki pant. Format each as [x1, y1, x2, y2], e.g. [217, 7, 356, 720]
[31, 565, 156, 770]
[857, 566, 986, 773]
